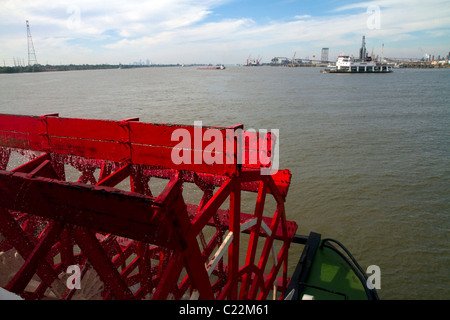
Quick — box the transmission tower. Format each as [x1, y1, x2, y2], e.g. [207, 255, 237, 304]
[26, 20, 38, 66]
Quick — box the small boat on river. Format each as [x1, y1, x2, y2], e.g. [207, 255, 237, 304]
[198, 64, 226, 70]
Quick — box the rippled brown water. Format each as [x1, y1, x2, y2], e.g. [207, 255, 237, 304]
[1, 66, 449, 299]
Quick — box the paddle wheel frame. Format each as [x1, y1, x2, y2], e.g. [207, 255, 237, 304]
[0, 113, 296, 300]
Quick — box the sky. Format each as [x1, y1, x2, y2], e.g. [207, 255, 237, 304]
[1, 0, 449, 66]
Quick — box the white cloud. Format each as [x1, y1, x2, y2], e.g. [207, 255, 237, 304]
[1, 0, 449, 65]
[294, 15, 312, 20]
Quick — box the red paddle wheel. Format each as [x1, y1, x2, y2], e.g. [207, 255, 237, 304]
[0, 113, 296, 300]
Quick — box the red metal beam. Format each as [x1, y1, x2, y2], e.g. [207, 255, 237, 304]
[0, 207, 66, 297]
[71, 226, 135, 300]
[0, 170, 179, 248]
[5, 221, 63, 294]
[0, 114, 241, 176]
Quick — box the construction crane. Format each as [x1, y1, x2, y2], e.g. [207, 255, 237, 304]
[289, 52, 296, 67]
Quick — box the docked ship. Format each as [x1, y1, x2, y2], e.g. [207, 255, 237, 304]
[322, 36, 393, 73]
[246, 55, 262, 66]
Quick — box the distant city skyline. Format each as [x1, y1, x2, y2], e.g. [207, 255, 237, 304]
[1, 0, 449, 66]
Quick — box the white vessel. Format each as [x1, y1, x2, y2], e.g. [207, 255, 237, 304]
[323, 56, 393, 73]
[323, 36, 393, 73]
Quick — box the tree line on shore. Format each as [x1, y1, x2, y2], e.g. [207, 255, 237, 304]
[0, 63, 182, 74]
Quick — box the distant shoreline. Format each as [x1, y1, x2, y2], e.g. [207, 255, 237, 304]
[0, 63, 191, 74]
[1, 63, 449, 74]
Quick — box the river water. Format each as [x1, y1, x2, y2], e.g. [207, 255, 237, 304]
[0, 66, 449, 299]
